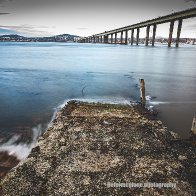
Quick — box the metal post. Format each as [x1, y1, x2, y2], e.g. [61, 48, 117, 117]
[176, 19, 183, 47]
[145, 25, 150, 46]
[152, 24, 157, 46]
[136, 28, 140, 45]
[168, 20, 174, 47]
[131, 29, 134, 45]
[111, 34, 113, 44]
[100, 36, 102, 43]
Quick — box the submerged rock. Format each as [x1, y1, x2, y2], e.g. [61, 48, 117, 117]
[0, 101, 195, 195]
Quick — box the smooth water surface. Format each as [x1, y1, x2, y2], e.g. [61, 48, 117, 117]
[0, 42, 196, 141]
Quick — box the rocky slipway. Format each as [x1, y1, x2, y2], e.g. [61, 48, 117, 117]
[0, 101, 195, 195]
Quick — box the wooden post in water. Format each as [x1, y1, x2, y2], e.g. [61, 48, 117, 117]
[190, 115, 196, 145]
[139, 79, 145, 107]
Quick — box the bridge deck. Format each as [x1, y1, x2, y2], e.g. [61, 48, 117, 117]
[94, 8, 196, 36]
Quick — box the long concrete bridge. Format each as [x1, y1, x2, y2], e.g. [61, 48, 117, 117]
[79, 8, 196, 47]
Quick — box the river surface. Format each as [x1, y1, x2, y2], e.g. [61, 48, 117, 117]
[0, 42, 195, 151]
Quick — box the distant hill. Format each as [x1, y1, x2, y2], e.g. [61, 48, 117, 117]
[0, 34, 80, 42]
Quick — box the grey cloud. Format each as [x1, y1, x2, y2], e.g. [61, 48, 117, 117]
[77, 27, 88, 30]
[186, 23, 196, 29]
[0, 0, 13, 5]
[0, 24, 54, 36]
[185, 0, 196, 3]
[0, 24, 54, 29]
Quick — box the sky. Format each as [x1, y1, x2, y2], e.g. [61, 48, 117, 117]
[0, 0, 195, 38]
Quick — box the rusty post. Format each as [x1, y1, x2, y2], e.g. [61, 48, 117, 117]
[139, 79, 145, 107]
[190, 115, 196, 145]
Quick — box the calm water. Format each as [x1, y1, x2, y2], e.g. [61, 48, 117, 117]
[0, 42, 196, 146]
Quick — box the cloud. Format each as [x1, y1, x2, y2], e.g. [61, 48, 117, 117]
[0, 0, 7, 3]
[0, 24, 54, 36]
[185, 0, 196, 3]
[0, 0, 13, 6]
[186, 23, 196, 29]
[76, 27, 88, 30]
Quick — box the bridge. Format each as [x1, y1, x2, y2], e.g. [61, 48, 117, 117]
[79, 8, 196, 47]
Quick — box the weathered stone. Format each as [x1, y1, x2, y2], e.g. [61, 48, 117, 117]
[0, 101, 195, 195]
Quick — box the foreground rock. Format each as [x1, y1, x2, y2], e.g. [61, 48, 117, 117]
[0, 152, 19, 180]
[1, 101, 195, 195]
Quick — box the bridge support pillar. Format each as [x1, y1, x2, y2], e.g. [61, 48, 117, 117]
[152, 24, 157, 46]
[100, 36, 102, 43]
[104, 35, 108, 43]
[145, 25, 150, 46]
[176, 19, 182, 47]
[120, 31, 123, 44]
[125, 30, 128, 45]
[115, 33, 117, 44]
[136, 28, 140, 45]
[97, 36, 99, 43]
[168, 20, 174, 47]
[111, 34, 113, 44]
[131, 29, 134, 45]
